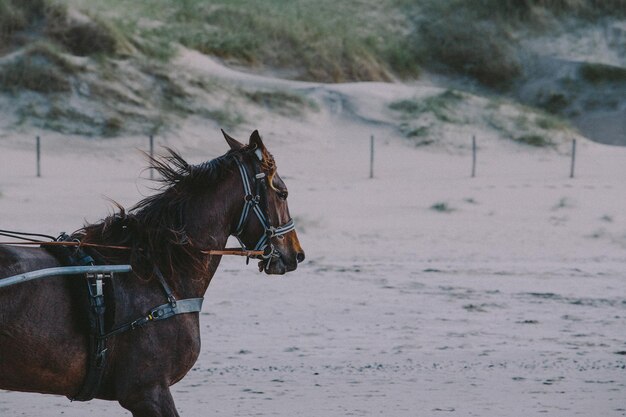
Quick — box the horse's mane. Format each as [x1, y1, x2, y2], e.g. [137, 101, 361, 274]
[75, 147, 243, 279]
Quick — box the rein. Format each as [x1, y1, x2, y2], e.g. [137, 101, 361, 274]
[0, 240, 262, 257]
[0, 147, 294, 263]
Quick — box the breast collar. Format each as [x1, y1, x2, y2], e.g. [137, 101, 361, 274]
[233, 155, 295, 260]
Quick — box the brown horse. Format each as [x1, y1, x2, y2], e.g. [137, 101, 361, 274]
[0, 130, 304, 416]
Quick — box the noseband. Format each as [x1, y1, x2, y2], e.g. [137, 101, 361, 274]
[233, 154, 295, 263]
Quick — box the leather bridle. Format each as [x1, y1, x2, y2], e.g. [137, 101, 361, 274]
[232, 151, 295, 268]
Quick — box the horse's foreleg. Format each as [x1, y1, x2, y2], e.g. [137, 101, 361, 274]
[119, 385, 180, 417]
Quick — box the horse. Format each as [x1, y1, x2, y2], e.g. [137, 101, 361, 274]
[0, 130, 305, 416]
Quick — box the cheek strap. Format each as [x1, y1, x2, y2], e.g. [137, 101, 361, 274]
[233, 158, 295, 255]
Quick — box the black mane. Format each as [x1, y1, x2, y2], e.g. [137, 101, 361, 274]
[76, 147, 244, 279]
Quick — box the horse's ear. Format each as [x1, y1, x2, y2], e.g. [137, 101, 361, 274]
[221, 129, 244, 150]
[248, 130, 265, 150]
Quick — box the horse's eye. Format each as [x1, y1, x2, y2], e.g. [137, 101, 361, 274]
[277, 190, 288, 200]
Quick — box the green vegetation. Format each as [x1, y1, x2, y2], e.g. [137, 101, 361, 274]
[0, 42, 78, 93]
[200, 109, 244, 131]
[3, 0, 624, 87]
[93, 0, 617, 85]
[536, 114, 566, 130]
[389, 89, 466, 144]
[0, 0, 57, 42]
[414, 14, 521, 89]
[5, 0, 622, 87]
[397, 0, 625, 89]
[102, 116, 123, 137]
[539, 92, 571, 114]
[430, 202, 454, 213]
[515, 134, 552, 147]
[390, 90, 466, 124]
[36, 105, 103, 135]
[1, 0, 132, 57]
[580, 63, 626, 84]
[0, 0, 621, 138]
[390, 90, 568, 147]
[244, 90, 318, 117]
[66, 0, 416, 82]
[415, 0, 626, 21]
[552, 197, 574, 210]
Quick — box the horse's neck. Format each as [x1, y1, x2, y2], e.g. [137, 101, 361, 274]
[165, 177, 241, 299]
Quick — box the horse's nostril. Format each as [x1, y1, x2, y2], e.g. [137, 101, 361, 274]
[296, 251, 305, 263]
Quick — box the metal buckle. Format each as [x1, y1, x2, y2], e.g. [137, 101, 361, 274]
[167, 296, 177, 308]
[150, 307, 163, 319]
[130, 318, 144, 330]
[86, 272, 112, 297]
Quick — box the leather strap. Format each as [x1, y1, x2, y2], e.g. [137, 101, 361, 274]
[102, 298, 204, 338]
[70, 271, 109, 402]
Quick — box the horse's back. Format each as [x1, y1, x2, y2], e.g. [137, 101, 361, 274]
[0, 245, 62, 314]
[0, 245, 60, 278]
[0, 245, 87, 395]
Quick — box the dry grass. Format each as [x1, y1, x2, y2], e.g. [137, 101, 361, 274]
[4, 0, 623, 87]
[67, 0, 416, 82]
[1, 0, 133, 57]
[390, 89, 569, 148]
[0, 0, 49, 43]
[397, 0, 624, 89]
[515, 134, 553, 147]
[0, 42, 79, 93]
[0, 0, 620, 138]
[580, 63, 626, 84]
[417, 20, 522, 89]
[244, 89, 318, 117]
[390, 90, 466, 124]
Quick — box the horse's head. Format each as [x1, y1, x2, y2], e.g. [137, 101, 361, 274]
[223, 129, 305, 275]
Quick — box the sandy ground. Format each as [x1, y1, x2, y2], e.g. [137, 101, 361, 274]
[1, 57, 625, 416]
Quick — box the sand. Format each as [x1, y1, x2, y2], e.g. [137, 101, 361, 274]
[0, 54, 625, 416]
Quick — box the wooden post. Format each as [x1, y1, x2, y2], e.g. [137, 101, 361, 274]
[570, 139, 576, 179]
[36, 136, 41, 178]
[471, 135, 476, 178]
[369, 135, 374, 179]
[149, 135, 154, 180]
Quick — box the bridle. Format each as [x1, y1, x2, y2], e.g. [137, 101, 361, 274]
[232, 150, 295, 268]
[0, 149, 297, 264]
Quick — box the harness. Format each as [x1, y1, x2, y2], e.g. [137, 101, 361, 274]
[233, 153, 295, 269]
[0, 150, 297, 401]
[42, 235, 204, 402]
[70, 155, 293, 399]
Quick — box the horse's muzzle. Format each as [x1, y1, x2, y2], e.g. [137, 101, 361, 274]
[259, 250, 303, 275]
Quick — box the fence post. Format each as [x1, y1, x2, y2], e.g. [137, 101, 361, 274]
[471, 135, 476, 178]
[36, 136, 41, 178]
[570, 138, 576, 179]
[149, 135, 154, 180]
[369, 135, 374, 179]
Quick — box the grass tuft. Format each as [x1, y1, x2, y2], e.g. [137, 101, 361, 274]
[102, 116, 123, 137]
[390, 90, 465, 124]
[64, 0, 410, 82]
[0, 0, 48, 43]
[515, 134, 552, 147]
[399, 0, 625, 89]
[417, 18, 522, 89]
[244, 89, 318, 116]
[580, 63, 626, 84]
[0, 43, 78, 93]
[430, 202, 455, 213]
